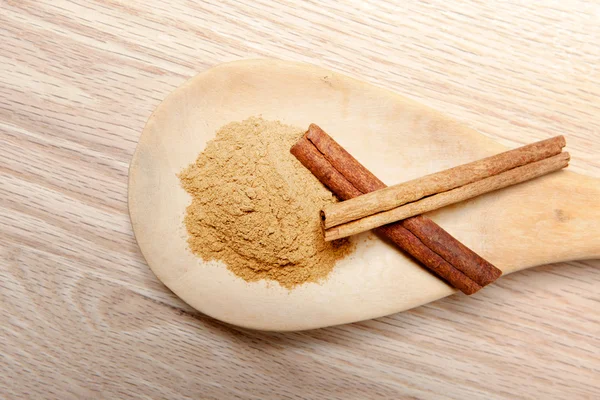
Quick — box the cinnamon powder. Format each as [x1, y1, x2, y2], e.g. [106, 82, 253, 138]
[178, 117, 354, 289]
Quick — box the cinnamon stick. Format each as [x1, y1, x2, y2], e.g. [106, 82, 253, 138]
[290, 137, 362, 201]
[324, 152, 571, 241]
[292, 124, 502, 293]
[304, 124, 502, 288]
[322, 135, 566, 230]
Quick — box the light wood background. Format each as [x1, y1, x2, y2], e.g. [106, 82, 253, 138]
[1, 1, 599, 399]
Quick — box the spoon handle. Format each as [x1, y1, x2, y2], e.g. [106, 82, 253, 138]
[469, 170, 600, 273]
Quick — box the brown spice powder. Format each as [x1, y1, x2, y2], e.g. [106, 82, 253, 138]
[178, 117, 354, 289]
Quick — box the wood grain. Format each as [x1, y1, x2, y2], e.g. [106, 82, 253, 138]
[1, 0, 598, 399]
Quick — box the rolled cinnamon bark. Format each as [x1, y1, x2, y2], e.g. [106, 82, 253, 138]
[290, 137, 362, 201]
[324, 152, 571, 241]
[292, 124, 502, 293]
[304, 124, 502, 288]
[321, 135, 566, 230]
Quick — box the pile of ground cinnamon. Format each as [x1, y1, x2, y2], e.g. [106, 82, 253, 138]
[178, 117, 354, 289]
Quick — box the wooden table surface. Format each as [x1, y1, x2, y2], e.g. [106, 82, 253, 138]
[1, 1, 599, 399]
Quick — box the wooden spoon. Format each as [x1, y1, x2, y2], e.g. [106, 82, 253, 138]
[128, 59, 600, 331]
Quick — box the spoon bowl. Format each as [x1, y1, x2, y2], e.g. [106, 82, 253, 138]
[128, 59, 600, 331]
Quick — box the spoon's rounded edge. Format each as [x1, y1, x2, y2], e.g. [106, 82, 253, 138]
[128, 59, 600, 331]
